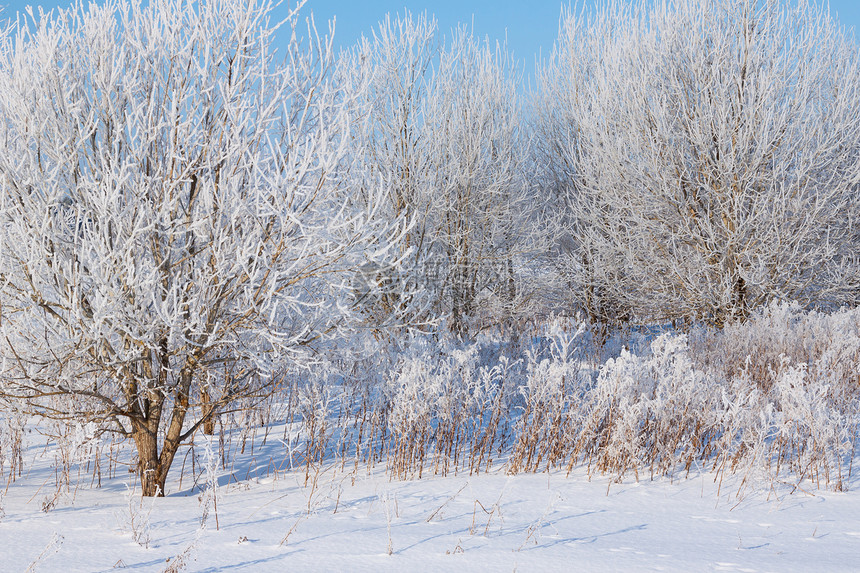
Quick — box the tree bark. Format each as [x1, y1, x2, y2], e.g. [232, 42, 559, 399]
[132, 422, 164, 497]
[129, 363, 196, 497]
[201, 386, 215, 436]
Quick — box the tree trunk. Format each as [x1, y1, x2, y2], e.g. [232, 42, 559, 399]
[133, 423, 165, 497]
[132, 414, 188, 497]
[732, 275, 747, 323]
[201, 387, 215, 436]
[504, 255, 516, 318]
[130, 366, 195, 496]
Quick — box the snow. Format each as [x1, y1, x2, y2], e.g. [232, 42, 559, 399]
[2, 431, 859, 572]
[3, 307, 860, 572]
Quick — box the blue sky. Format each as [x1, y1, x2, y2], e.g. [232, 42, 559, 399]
[307, 0, 565, 61]
[298, 1, 860, 69]
[1, 0, 858, 77]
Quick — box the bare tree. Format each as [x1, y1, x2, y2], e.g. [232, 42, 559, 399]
[339, 12, 438, 328]
[0, 0, 404, 496]
[531, 4, 631, 326]
[425, 26, 528, 333]
[536, 0, 860, 326]
[345, 15, 531, 334]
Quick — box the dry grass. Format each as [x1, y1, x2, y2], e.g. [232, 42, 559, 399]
[7, 304, 859, 501]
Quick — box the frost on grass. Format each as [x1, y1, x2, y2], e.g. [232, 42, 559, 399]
[2, 306, 858, 522]
[0, 305, 858, 571]
[380, 306, 860, 493]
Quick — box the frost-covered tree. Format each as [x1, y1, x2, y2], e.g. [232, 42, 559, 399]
[536, 0, 860, 326]
[426, 26, 527, 333]
[339, 13, 438, 328]
[346, 15, 530, 333]
[0, 0, 405, 496]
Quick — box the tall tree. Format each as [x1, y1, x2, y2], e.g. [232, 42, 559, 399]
[0, 0, 404, 496]
[339, 13, 438, 328]
[346, 16, 530, 334]
[536, 0, 860, 326]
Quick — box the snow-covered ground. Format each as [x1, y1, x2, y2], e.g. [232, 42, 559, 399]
[4, 308, 860, 572]
[2, 437, 859, 572]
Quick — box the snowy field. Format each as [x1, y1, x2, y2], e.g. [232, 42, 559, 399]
[2, 0, 860, 570]
[4, 306, 860, 572]
[2, 427, 860, 573]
